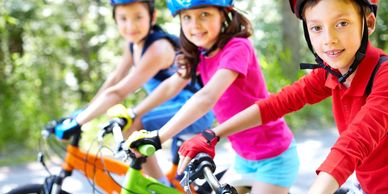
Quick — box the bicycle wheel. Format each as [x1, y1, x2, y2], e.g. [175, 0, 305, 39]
[6, 183, 70, 194]
[6, 184, 43, 194]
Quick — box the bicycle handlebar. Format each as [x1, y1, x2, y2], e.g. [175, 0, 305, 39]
[98, 117, 155, 158]
[97, 118, 234, 193]
[182, 153, 237, 194]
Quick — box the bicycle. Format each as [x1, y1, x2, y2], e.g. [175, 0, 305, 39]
[5, 117, 236, 194]
[98, 117, 238, 194]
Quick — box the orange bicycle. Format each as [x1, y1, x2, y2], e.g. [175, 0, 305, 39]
[6, 117, 236, 194]
[4, 118, 187, 194]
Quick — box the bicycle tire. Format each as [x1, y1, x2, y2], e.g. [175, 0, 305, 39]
[6, 184, 43, 194]
[6, 183, 70, 194]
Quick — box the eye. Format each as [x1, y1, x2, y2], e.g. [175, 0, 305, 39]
[117, 15, 126, 22]
[336, 21, 349, 28]
[200, 12, 209, 17]
[310, 25, 322, 32]
[181, 14, 191, 21]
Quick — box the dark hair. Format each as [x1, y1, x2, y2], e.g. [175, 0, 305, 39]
[112, 2, 154, 21]
[178, 7, 253, 79]
[302, 0, 373, 19]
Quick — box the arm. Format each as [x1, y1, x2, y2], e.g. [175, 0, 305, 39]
[213, 104, 261, 138]
[317, 60, 388, 188]
[158, 69, 238, 143]
[91, 42, 133, 102]
[307, 172, 339, 194]
[215, 68, 332, 137]
[177, 69, 331, 173]
[76, 39, 175, 125]
[134, 73, 190, 117]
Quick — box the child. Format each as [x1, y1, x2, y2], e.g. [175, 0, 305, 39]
[53, 0, 214, 186]
[178, 0, 388, 193]
[127, 0, 299, 193]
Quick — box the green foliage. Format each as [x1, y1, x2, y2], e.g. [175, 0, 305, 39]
[0, 0, 387, 164]
[0, 0, 121, 155]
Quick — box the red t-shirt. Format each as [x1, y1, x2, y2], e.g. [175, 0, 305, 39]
[257, 43, 388, 193]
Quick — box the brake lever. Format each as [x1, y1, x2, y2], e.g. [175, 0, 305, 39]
[41, 120, 58, 139]
[180, 165, 193, 194]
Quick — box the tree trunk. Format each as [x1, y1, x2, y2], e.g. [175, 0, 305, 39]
[281, 0, 300, 81]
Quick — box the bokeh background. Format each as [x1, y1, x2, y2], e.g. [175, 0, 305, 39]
[0, 0, 387, 165]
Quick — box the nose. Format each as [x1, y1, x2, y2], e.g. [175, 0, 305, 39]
[189, 17, 201, 29]
[323, 27, 338, 46]
[124, 20, 136, 31]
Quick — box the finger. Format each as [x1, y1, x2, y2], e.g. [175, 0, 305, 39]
[130, 148, 142, 158]
[177, 154, 185, 175]
[178, 155, 192, 175]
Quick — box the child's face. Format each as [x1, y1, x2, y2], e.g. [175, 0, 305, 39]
[180, 6, 224, 50]
[304, 0, 363, 73]
[115, 2, 152, 44]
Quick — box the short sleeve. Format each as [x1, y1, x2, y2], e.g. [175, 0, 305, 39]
[218, 38, 253, 77]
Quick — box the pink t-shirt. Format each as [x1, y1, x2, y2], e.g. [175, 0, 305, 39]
[198, 37, 293, 160]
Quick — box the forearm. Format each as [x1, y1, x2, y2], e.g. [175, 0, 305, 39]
[91, 76, 118, 103]
[134, 74, 188, 116]
[307, 172, 339, 194]
[213, 104, 262, 138]
[76, 89, 125, 125]
[158, 92, 215, 143]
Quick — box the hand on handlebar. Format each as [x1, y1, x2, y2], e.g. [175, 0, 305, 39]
[178, 129, 219, 175]
[106, 104, 136, 131]
[54, 118, 81, 140]
[125, 129, 162, 156]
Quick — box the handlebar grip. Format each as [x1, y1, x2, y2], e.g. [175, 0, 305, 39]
[138, 144, 155, 156]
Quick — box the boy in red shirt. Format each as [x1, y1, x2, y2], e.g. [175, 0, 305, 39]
[177, 0, 387, 193]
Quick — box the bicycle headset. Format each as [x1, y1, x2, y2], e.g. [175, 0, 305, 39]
[289, 0, 379, 83]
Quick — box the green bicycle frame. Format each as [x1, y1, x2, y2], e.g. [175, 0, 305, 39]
[120, 144, 181, 194]
[121, 168, 181, 194]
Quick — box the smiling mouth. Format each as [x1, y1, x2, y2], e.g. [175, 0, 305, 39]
[192, 32, 206, 38]
[325, 49, 345, 56]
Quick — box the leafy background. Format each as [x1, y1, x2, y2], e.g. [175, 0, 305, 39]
[0, 0, 386, 165]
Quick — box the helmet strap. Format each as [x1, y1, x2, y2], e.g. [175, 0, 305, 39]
[200, 43, 218, 57]
[338, 16, 368, 83]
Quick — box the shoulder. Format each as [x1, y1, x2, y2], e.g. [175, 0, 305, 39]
[224, 37, 253, 48]
[147, 26, 179, 49]
[221, 37, 254, 56]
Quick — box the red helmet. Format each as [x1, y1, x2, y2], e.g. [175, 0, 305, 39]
[289, 0, 378, 19]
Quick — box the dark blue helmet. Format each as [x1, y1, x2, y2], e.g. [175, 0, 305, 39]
[111, 0, 155, 18]
[111, 0, 153, 6]
[167, 0, 234, 17]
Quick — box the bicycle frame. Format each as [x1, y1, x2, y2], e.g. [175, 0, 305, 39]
[46, 128, 185, 194]
[119, 156, 181, 194]
[56, 132, 128, 193]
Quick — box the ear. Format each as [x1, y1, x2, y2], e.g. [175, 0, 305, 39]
[366, 13, 376, 35]
[151, 9, 158, 26]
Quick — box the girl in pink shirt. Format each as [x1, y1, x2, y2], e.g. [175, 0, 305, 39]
[127, 0, 299, 193]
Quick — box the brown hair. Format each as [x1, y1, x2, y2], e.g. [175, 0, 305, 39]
[178, 7, 253, 79]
